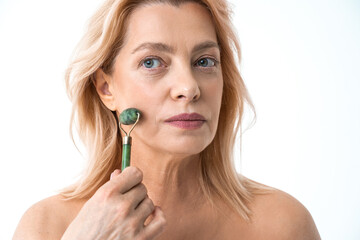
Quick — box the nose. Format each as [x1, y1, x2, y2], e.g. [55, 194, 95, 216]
[170, 68, 200, 102]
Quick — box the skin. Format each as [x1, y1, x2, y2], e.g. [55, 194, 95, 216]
[13, 2, 321, 240]
[99, 1, 223, 222]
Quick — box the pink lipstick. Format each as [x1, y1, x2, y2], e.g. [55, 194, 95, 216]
[164, 113, 206, 130]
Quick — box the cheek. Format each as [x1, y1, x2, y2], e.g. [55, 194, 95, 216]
[112, 70, 160, 112]
[114, 81, 164, 137]
[205, 78, 223, 109]
[205, 79, 223, 131]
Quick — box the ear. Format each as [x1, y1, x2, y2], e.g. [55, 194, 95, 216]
[94, 68, 116, 111]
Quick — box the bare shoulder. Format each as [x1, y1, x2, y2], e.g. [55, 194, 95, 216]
[13, 194, 85, 240]
[250, 185, 321, 240]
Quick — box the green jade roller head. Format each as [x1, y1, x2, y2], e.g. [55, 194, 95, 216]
[119, 108, 141, 171]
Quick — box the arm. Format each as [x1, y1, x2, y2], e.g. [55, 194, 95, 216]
[13, 167, 166, 240]
[13, 196, 67, 240]
[282, 198, 321, 240]
[267, 190, 321, 240]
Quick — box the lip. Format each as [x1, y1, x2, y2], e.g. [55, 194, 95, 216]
[165, 113, 206, 122]
[164, 113, 206, 130]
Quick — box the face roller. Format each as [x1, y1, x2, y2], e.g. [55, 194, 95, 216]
[119, 108, 141, 171]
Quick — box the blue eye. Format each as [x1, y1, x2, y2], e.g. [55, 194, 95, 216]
[197, 58, 215, 67]
[142, 58, 161, 69]
[196, 58, 216, 67]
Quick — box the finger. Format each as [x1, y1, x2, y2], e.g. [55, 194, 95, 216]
[123, 183, 148, 209]
[108, 166, 143, 194]
[142, 206, 166, 239]
[134, 196, 155, 223]
[110, 169, 121, 180]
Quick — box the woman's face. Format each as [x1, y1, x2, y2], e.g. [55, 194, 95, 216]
[101, 2, 223, 157]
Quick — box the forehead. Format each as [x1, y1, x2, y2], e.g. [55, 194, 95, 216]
[123, 2, 218, 53]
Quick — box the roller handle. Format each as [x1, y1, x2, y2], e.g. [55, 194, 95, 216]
[121, 136, 132, 171]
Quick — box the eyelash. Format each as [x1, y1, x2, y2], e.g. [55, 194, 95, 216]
[139, 55, 220, 72]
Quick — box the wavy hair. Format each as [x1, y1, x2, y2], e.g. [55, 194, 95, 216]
[62, 0, 272, 221]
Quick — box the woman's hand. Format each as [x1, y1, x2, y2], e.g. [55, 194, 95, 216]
[61, 167, 166, 240]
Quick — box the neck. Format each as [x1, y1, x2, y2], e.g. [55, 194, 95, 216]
[130, 144, 205, 209]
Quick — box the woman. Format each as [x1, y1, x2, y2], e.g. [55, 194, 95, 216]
[13, 0, 321, 239]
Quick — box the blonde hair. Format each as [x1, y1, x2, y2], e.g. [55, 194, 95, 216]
[62, 0, 272, 221]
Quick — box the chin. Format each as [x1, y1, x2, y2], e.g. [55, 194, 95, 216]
[134, 128, 214, 157]
[161, 138, 210, 156]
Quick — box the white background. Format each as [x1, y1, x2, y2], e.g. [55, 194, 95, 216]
[0, 0, 359, 239]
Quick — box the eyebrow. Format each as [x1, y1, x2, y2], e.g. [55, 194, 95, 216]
[131, 41, 220, 54]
